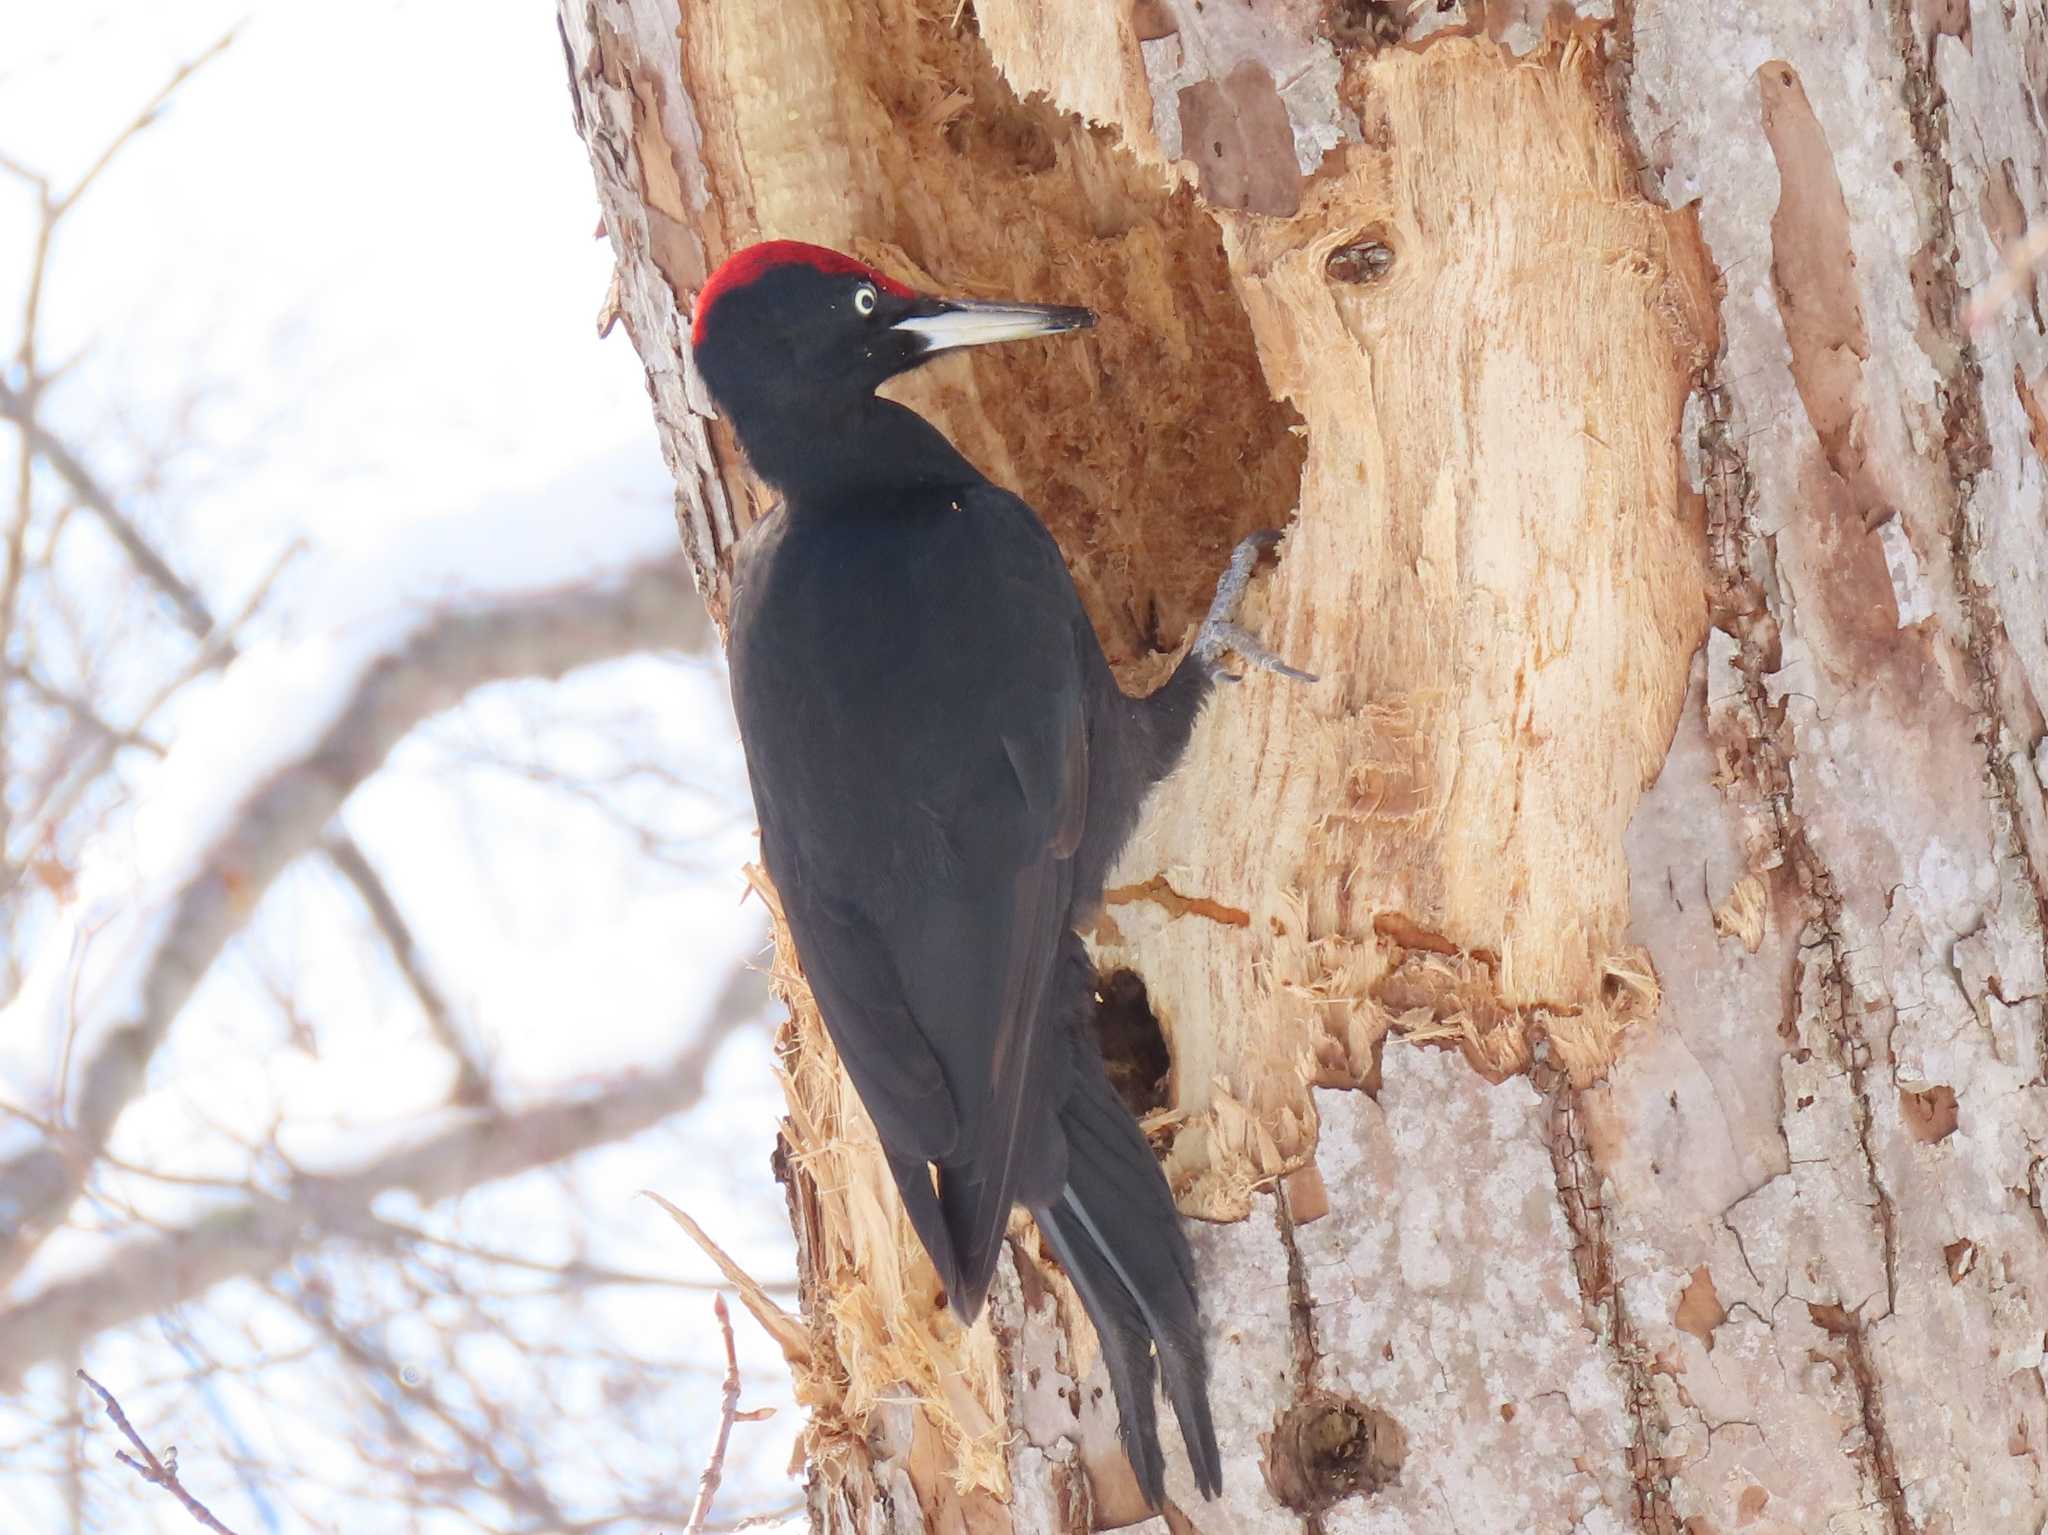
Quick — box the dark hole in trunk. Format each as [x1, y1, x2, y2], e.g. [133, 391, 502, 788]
[1090, 967, 1172, 1118]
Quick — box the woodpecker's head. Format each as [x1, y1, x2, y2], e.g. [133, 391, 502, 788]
[689, 242, 1093, 484]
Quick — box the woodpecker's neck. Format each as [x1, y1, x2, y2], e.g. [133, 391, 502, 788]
[733, 395, 983, 508]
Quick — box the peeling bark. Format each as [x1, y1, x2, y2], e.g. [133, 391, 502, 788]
[558, 0, 2048, 1529]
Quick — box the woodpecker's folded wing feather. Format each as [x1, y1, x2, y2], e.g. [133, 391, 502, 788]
[884, 825, 1076, 1319]
[765, 866, 962, 1166]
[736, 486, 1095, 1319]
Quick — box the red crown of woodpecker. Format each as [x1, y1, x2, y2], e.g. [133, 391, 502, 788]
[691, 241, 915, 347]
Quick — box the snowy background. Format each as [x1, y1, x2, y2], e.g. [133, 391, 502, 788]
[0, 4, 802, 1531]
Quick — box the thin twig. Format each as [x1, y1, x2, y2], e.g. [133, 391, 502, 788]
[1, 537, 298, 880]
[0, 24, 238, 852]
[718, 1507, 808, 1532]
[5, 664, 167, 755]
[0, 944, 750, 1385]
[75, 1369, 244, 1535]
[320, 829, 492, 1104]
[272, 1276, 571, 1530]
[362, 1209, 798, 1294]
[685, 1295, 744, 1535]
[53, 26, 242, 222]
[0, 377, 217, 637]
[0, 147, 49, 190]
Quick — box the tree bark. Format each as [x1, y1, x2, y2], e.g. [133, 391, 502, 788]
[557, 1, 2048, 1529]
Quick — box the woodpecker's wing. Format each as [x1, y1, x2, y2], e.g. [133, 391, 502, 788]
[887, 701, 1087, 1315]
[729, 507, 961, 1166]
[730, 485, 1091, 1317]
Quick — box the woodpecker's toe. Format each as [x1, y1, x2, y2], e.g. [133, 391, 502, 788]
[1201, 620, 1317, 683]
[1194, 531, 1317, 682]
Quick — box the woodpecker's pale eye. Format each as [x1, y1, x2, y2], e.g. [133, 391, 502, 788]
[853, 283, 878, 317]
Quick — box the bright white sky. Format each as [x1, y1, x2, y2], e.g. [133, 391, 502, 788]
[0, 1, 658, 556]
[0, 4, 804, 1530]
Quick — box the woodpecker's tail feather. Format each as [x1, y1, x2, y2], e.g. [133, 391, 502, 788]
[885, 1148, 965, 1308]
[1031, 1061, 1222, 1506]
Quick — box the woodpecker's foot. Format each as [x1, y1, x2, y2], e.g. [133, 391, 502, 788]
[1194, 531, 1317, 683]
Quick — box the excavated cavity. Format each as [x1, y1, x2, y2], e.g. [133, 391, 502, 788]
[1324, 228, 1397, 284]
[1264, 1391, 1407, 1513]
[1091, 967, 1174, 1118]
[845, 0, 1308, 670]
[1324, 0, 1410, 51]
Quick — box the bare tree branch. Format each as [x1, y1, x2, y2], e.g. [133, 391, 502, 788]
[278, 1273, 573, 1531]
[0, 960, 761, 1387]
[0, 21, 797, 1529]
[0, 25, 237, 866]
[47, 29, 241, 222]
[318, 830, 492, 1105]
[2, 540, 301, 895]
[363, 1206, 794, 1294]
[6, 665, 167, 758]
[0, 551, 708, 1292]
[75, 1368, 244, 1535]
[0, 377, 217, 638]
[3, 25, 239, 383]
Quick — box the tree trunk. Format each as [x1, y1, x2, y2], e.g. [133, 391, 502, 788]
[556, 1, 2048, 1529]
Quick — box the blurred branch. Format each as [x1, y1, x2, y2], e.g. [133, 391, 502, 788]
[279, 1273, 571, 1531]
[0, 400, 30, 851]
[5, 359, 677, 1116]
[0, 959, 761, 1386]
[441, 738, 737, 871]
[0, 21, 789, 1528]
[7, 666, 166, 757]
[0, 27, 241, 226]
[3, 538, 296, 879]
[0, 25, 236, 863]
[2, 25, 239, 387]
[365, 1208, 796, 1295]
[0, 378, 216, 637]
[319, 830, 491, 1105]
[65, 30, 242, 211]
[75, 1369, 244, 1535]
[0, 551, 708, 1294]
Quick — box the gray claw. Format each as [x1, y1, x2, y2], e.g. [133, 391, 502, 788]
[1193, 532, 1318, 683]
[1205, 620, 1319, 683]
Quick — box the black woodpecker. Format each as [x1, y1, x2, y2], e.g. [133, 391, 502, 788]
[693, 241, 1309, 1506]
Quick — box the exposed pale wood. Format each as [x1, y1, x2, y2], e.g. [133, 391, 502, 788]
[1089, 29, 1713, 1223]
[559, 0, 2048, 1529]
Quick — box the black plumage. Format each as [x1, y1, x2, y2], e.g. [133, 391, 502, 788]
[694, 241, 1302, 1505]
